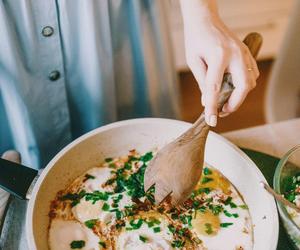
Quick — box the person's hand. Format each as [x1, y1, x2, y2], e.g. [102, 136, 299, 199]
[180, 0, 259, 126]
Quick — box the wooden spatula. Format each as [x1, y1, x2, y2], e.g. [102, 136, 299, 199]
[144, 32, 263, 205]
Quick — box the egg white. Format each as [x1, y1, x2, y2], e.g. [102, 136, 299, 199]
[82, 167, 112, 192]
[49, 219, 102, 250]
[116, 214, 174, 250]
[72, 193, 133, 225]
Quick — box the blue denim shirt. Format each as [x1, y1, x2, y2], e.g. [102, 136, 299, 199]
[0, 0, 179, 168]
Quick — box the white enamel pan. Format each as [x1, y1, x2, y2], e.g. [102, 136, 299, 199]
[0, 118, 278, 249]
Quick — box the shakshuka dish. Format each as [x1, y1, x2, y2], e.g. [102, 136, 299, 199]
[48, 150, 253, 249]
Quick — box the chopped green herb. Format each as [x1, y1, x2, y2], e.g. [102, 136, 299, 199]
[223, 210, 238, 218]
[146, 218, 160, 228]
[191, 187, 211, 198]
[112, 194, 123, 203]
[116, 221, 126, 230]
[124, 162, 132, 170]
[105, 178, 115, 185]
[153, 218, 161, 225]
[208, 204, 223, 215]
[171, 213, 179, 220]
[112, 156, 150, 198]
[111, 203, 119, 208]
[99, 241, 106, 248]
[153, 227, 161, 233]
[203, 167, 212, 175]
[140, 152, 153, 162]
[145, 190, 155, 204]
[192, 200, 200, 209]
[239, 204, 249, 210]
[128, 156, 139, 162]
[204, 223, 213, 234]
[198, 206, 206, 213]
[171, 240, 185, 248]
[139, 235, 148, 242]
[108, 163, 116, 168]
[282, 173, 300, 205]
[179, 214, 192, 227]
[193, 237, 202, 244]
[70, 240, 85, 249]
[109, 208, 118, 212]
[84, 174, 95, 180]
[115, 210, 122, 220]
[286, 193, 296, 203]
[224, 210, 232, 217]
[168, 224, 176, 234]
[199, 187, 211, 194]
[122, 206, 135, 217]
[205, 197, 213, 203]
[147, 221, 155, 227]
[201, 177, 213, 184]
[224, 197, 232, 205]
[225, 197, 237, 208]
[126, 218, 143, 230]
[84, 219, 98, 229]
[61, 190, 86, 207]
[102, 203, 110, 211]
[220, 222, 233, 228]
[157, 207, 165, 213]
[229, 202, 237, 208]
[177, 228, 188, 237]
[85, 191, 110, 204]
[105, 157, 113, 162]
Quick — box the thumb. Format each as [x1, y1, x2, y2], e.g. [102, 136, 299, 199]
[204, 59, 227, 127]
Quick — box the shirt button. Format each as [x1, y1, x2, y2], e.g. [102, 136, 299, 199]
[48, 70, 60, 81]
[42, 26, 54, 37]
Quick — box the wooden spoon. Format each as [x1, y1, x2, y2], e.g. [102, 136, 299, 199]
[144, 32, 263, 205]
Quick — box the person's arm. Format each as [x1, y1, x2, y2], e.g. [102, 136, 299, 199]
[180, 0, 259, 126]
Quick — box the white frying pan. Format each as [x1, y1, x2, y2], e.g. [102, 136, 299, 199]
[0, 118, 278, 249]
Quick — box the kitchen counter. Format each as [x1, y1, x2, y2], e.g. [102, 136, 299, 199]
[223, 118, 300, 158]
[0, 118, 299, 248]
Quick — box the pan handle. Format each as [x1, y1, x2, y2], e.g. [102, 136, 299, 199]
[0, 158, 38, 200]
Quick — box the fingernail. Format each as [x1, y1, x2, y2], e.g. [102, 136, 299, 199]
[219, 112, 230, 118]
[205, 114, 210, 125]
[222, 104, 229, 113]
[201, 96, 205, 107]
[209, 115, 217, 127]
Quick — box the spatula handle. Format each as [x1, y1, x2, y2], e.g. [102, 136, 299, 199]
[217, 32, 263, 109]
[0, 158, 38, 199]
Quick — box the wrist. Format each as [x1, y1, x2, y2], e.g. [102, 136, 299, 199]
[180, 0, 220, 26]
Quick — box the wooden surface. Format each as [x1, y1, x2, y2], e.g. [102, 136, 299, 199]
[223, 118, 300, 158]
[179, 60, 273, 133]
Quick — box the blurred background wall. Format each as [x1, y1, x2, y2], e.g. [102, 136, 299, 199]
[167, 0, 295, 132]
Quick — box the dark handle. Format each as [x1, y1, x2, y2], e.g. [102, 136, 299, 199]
[0, 158, 38, 199]
[217, 32, 263, 109]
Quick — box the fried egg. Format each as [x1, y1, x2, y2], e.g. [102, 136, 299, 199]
[191, 190, 253, 250]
